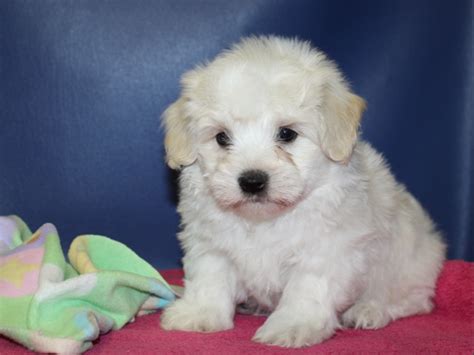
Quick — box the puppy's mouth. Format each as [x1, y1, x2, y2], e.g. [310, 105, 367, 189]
[231, 195, 293, 209]
[227, 195, 296, 221]
[210, 180, 301, 220]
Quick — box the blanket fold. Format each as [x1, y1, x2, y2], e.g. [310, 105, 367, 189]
[0, 216, 176, 354]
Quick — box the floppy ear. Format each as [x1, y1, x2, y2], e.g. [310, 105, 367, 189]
[162, 97, 196, 169]
[319, 84, 366, 163]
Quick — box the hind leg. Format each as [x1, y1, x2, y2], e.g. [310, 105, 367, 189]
[342, 288, 434, 329]
[386, 289, 434, 320]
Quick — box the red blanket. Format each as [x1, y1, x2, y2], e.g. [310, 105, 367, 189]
[2, 260, 473, 354]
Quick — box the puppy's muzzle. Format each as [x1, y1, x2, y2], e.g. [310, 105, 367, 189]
[238, 170, 269, 195]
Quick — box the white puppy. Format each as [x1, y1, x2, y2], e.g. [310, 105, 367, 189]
[160, 36, 445, 348]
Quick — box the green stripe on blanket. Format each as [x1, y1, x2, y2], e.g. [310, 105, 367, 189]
[0, 216, 177, 353]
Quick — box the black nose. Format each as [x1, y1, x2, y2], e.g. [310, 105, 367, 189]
[238, 170, 269, 195]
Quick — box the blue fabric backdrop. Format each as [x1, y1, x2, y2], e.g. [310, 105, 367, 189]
[0, 0, 472, 267]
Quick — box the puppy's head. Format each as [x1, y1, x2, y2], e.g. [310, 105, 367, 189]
[163, 36, 365, 221]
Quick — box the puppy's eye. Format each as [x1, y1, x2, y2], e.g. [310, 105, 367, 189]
[277, 127, 298, 143]
[216, 132, 231, 147]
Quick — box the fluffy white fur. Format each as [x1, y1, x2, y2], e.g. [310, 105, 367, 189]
[160, 36, 445, 348]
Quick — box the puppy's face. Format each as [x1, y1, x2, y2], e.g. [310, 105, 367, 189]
[163, 37, 365, 221]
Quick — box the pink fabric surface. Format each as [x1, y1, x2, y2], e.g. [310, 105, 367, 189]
[2, 260, 473, 354]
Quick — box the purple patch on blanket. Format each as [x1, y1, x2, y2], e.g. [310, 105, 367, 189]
[0, 222, 56, 256]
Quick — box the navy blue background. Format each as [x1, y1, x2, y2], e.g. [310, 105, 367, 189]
[0, 0, 472, 267]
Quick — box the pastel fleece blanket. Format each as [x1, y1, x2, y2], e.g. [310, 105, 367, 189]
[0, 216, 176, 354]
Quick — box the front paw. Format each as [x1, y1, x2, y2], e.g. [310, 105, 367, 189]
[160, 299, 233, 332]
[341, 301, 390, 329]
[253, 310, 335, 348]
